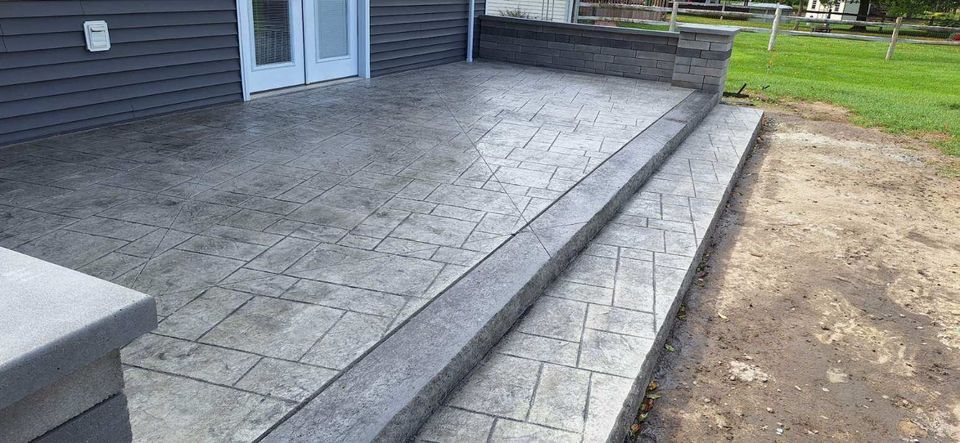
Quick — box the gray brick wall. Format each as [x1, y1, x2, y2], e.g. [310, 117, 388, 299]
[478, 16, 678, 82]
[477, 17, 737, 93]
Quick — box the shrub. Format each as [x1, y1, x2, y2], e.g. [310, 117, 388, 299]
[499, 7, 530, 18]
[952, 32, 960, 41]
[928, 12, 960, 28]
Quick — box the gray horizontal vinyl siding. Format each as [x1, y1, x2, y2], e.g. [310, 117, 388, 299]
[370, 0, 485, 76]
[0, 0, 242, 146]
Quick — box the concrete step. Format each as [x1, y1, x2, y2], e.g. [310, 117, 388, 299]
[261, 92, 726, 442]
[415, 104, 764, 442]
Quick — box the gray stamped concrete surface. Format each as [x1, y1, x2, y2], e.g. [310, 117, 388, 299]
[0, 61, 692, 441]
[417, 105, 763, 442]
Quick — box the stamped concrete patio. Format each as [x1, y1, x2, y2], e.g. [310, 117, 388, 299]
[0, 61, 694, 440]
[416, 105, 762, 442]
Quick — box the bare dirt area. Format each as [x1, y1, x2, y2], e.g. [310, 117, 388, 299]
[638, 100, 960, 441]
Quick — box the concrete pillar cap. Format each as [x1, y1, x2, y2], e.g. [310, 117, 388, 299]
[0, 248, 156, 410]
[677, 23, 741, 36]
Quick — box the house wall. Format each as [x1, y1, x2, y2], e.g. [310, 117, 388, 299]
[370, 0, 485, 76]
[0, 0, 242, 146]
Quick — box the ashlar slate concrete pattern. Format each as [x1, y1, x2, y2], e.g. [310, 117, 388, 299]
[417, 105, 762, 442]
[0, 61, 691, 441]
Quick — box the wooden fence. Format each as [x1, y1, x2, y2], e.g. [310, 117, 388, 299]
[575, 0, 960, 58]
[577, 1, 960, 34]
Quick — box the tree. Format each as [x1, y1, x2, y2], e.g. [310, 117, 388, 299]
[876, 0, 960, 17]
[850, 0, 872, 31]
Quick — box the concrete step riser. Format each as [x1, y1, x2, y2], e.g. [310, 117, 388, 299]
[544, 93, 720, 274]
[261, 92, 721, 443]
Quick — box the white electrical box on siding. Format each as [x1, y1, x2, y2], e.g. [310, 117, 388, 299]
[83, 20, 111, 52]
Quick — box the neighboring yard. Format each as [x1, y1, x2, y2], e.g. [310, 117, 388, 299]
[622, 23, 960, 155]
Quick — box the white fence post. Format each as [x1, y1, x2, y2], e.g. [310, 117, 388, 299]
[886, 16, 903, 60]
[768, 5, 782, 51]
[669, 1, 679, 32]
[572, 0, 581, 23]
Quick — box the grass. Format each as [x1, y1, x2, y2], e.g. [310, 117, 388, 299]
[621, 22, 960, 155]
[726, 32, 960, 155]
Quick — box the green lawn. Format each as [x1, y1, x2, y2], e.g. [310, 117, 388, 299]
[726, 32, 960, 155]
[621, 23, 960, 155]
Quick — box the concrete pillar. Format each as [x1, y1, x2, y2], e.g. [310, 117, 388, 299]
[671, 23, 739, 93]
[0, 248, 156, 442]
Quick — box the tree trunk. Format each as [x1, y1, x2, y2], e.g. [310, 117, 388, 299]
[850, 0, 871, 31]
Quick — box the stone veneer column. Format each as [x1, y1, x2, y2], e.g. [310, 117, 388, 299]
[671, 24, 740, 93]
[0, 248, 156, 442]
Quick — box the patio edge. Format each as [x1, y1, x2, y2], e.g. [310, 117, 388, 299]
[259, 91, 721, 443]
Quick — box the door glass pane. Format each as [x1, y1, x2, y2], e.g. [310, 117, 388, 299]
[253, 0, 292, 66]
[316, 0, 349, 59]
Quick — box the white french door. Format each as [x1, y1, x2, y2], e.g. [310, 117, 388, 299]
[240, 0, 359, 94]
[304, 0, 358, 83]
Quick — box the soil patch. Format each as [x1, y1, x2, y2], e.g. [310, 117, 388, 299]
[638, 100, 960, 441]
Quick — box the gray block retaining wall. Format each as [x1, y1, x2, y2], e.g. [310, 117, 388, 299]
[477, 16, 737, 93]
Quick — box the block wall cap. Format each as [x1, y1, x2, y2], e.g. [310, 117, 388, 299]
[481, 15, 680, 38]
[0, 248, 156, 410]
[677, 23, 741, 36]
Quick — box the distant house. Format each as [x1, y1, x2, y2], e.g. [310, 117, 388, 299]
[805, 0, 864, 21]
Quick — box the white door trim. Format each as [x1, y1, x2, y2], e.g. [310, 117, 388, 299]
[236, 0, 371, 100]
[235, 3, 252, 100]
[359, 0, 370, 78]
[238, 0, 306, 94]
